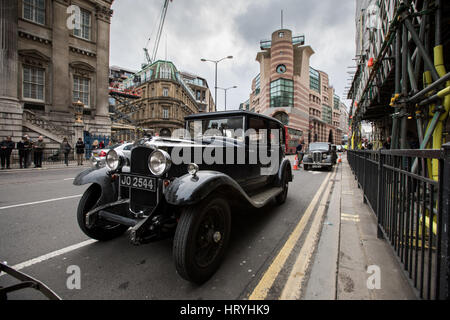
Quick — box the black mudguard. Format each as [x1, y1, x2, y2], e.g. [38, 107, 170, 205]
[73, 167, 116, 205]
[274, 158, 293, 187]
[164, 171, 252, 207]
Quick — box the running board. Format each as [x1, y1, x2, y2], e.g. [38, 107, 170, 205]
[249, 187, 283, 208]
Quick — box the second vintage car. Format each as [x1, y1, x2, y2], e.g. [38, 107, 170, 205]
[74, 111, 293, 283]
[302, 142, 336, 171]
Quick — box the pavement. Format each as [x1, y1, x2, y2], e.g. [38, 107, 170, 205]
[303, 153, 417, 300]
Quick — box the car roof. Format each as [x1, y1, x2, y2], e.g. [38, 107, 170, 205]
[184, 110, 284, 126]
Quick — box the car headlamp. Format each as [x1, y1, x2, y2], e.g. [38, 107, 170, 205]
[106, 149, 123, 171]
[187, 163, 199, 176]
[323, 153, 327, 159]
[148, 149, 171, 176]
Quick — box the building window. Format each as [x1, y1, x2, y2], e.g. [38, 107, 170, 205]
[73, 76, 90, 107]
[160, 65, 171, 79]
[163, 87, 169, 97]
[273, 112, 289, 125]
[23, 0, 45, 25]
[309, 67, 321, 93]
[23, 66, 45, 101]
[278, 32, 284, 38]
[162, 107, 169, 119]
[74, 8, 91, 40]
[322, 104, 332, 124]
[270, 78, 293, 108]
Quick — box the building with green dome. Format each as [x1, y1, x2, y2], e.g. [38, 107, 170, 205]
[119, 60, 215, 137]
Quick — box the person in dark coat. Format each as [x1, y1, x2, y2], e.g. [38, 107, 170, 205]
[17, 136, 26, 168]
[24, 135, 33, 167]
[75, 138, 85, 165]
[0, 136, 15, 169]
[296, 139, 305, 163]
[382, 136, 391, 150]
[33, 136, 45, 168]
[61, 137, 72, 166]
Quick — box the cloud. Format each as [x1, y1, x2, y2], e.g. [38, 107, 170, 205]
[110, 0, 355, 110]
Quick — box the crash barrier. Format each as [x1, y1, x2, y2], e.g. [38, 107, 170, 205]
[347, 145, 450, 300]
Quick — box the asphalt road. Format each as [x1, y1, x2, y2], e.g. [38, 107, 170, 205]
[0, 163, 330, 300]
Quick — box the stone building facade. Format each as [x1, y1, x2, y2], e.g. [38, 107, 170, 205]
[0, 0, 113, 149]
[244, 28, 343, 146]
[115, 60, 215, 138]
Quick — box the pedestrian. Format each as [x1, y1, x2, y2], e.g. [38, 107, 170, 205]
[99, 140, 105, 149]
[92, 140, 99, 150]
[296, 139, 305, 163]
[24, 135, 33, 167]
[75, 137, 85, 165]
[17, 136, 26, 168]
[382, 136, 391, 149]
[0, 136, 15, 169]
[61, 137, 72, 166]
[33, 136, 45, 168]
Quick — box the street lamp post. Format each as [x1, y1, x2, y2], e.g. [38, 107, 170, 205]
[217, 86, 237, 110]
[73, 100, 84, 123]
[200, 56, 233, 109]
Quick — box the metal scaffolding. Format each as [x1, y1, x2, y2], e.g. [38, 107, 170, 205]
[347, 0, 450, 176]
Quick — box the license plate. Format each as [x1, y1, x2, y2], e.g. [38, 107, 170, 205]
[119, 174, 156, 192]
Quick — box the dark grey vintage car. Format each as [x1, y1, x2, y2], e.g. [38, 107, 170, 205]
[74, 111, 292, 283]
[302, 142, 336, 171]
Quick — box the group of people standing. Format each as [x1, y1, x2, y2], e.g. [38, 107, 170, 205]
[0, 135, 46, 169]
[0, 136, 88, 169]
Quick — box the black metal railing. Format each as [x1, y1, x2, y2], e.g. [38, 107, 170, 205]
[348, 144, 449, 300]
[4, 149, 78, 168]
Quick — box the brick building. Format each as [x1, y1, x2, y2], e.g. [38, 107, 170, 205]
[242, 28, 344, 146]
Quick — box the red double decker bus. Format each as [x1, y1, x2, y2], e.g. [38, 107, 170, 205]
[284, 126, 303, 154]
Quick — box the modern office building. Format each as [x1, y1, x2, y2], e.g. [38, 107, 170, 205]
[244, 28, 342, 146]
[0, 0, 114, 148]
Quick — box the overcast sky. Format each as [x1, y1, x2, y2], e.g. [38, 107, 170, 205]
[110, 0, 356, 111]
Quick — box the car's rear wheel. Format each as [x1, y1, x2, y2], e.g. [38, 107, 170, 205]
[77, 184, 128, 241]
[275, 170, 289, 205]
[304, 164, 310, 170]
[173, 196, 231, 284]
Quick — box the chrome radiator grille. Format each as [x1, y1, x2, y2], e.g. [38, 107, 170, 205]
[312, 151, 322, 163]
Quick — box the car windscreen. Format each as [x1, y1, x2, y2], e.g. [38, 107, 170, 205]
[309, 143, 329, 151]
[186, 116, 244, 141]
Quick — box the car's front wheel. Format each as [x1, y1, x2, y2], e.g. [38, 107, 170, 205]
[173, 196, 231, 284]
[77, 184, 128, 241]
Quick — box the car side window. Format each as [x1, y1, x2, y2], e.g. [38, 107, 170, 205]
[269, 122, 282, 146]
[248, 118, 268, 146]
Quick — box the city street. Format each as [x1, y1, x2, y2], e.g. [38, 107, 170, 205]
[0, 162, 331, 300]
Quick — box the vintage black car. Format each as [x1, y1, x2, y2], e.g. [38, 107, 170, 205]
[302, 142, 336, 171]
[74, 111, 292, 283]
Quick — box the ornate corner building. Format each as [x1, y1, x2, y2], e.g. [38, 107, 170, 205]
[241, 28, 346, 146]
[0, 0, 113, 148]
[113, 60, 215, 139]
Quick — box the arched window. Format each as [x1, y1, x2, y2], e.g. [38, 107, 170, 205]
[273, 112, 289, 125]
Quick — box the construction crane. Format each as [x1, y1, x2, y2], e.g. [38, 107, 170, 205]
[143, 0, 172, 65]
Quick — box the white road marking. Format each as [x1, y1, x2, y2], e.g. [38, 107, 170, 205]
[63, 178, 75, 181]
[0, 194, 82, 211]
[0, 239, 97, 277]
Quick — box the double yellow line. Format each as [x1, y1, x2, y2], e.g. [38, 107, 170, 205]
[248, 168, 336, 300]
